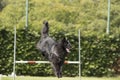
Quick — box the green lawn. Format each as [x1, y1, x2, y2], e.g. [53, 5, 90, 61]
[2, 76, 120, 80]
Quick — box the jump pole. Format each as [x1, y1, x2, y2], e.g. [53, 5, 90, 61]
[25, 0, 28, 29]
[15, 61, 80, 64]
[13, 26, 16, 80]
[78, 29, 81, 80]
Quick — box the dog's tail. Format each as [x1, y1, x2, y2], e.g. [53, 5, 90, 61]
[36, 21, 49, 52]
[41, 20, 49, 38]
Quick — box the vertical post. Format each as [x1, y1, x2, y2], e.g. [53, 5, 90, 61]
[13, 26, 16, 80]
[0, 74, 2, 80]
[106, 0, 111, 34]
[78, 29, 81, 80]
[25, 0, 28, 29]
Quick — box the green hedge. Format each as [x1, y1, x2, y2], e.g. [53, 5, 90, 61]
[81, 35, 120, 76]
[0, 28, 119, 77]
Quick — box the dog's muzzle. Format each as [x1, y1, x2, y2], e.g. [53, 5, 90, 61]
[66, 48, 70, 53]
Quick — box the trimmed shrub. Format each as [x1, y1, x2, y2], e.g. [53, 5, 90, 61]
[0, 28, 119, 76]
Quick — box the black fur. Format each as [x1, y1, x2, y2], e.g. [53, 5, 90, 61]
[37, 21, 71, 78]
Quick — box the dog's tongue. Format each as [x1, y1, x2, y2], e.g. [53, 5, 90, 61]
[66, 48, 70, 53]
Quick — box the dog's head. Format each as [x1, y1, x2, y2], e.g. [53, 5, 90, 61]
[62, 37, 71, 53]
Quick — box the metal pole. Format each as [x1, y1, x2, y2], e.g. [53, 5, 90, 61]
[106, 0, 111, 34]
[15, 61, 80, 64]
[25, 0, 28, 28]
[13, 26, 16, 80]
[0, 74, 2, 80]
[78, 29, 81, 80]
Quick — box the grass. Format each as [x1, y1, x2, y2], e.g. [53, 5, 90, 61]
[1, 76, 120, 80]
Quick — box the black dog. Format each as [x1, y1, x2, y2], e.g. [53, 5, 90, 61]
[37, 21, 71, 78]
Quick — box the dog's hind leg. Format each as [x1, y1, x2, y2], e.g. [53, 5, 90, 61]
[37, 38, 49, 58]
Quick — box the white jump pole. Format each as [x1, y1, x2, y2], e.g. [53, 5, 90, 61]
[13, 26, 16, 80]
[15, 61, 80, 64]
[78, 29, 81, 80]
[25, 0, 28, 29]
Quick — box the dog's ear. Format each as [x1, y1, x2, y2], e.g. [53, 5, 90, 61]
[62, 37, 66, 42]
[43, 20, 48, 26]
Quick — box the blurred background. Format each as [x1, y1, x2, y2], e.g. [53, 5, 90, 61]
[0, 0, 120, 77]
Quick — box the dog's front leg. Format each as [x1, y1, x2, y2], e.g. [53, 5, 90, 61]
[59, 65, 62, 78]
[51, 62, 61, 78]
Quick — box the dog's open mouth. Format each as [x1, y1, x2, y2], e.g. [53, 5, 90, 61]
[66, 48, 70, 53]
